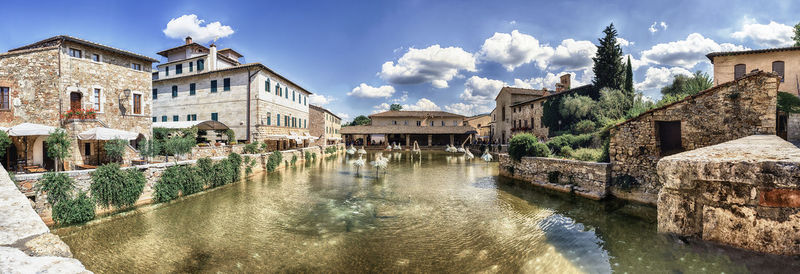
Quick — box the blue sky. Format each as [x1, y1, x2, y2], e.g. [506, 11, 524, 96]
[1, 0, 798, 122]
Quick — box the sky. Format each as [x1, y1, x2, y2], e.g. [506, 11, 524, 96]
[1, 0, 798, 123]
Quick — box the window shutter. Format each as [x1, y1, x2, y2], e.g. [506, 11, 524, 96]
[734, 64, 746, 80]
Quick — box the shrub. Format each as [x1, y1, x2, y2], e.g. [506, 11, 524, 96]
[569, 148, 603, 162]
[778, 91, 800, 113]
[154, 166, 184, 202]
[90, 164, 145, 209]
[573, 120, 596, 134]
[38, 172, 74, 205]
[559, 146, 573, 157]
[304, 151, 312, 160]
[163, 136, 194, 162]
[196, 157, 213, 186]
[181, 166, 204, 196]
[138, 139, 161, 161]
[559, 94, 595, 120]
[52, 192, 95, 225]
[224, 129, 236, 144]
[291, 154, 298, 165]
[0, 131, 11, 157]
[325, 146, 336, 154]
[104, 138, 128, 163]
[266, 151, 282, 172]
[546, 134, 593, 155]
[244, 156, 256, 175]
[244, 142, 260, 154]
[209, 160, 233, 187]
[260, 142, 270, 152]
[227, 153, 242, 182]
[508, 133, 550, 161]
[312, 153, 317, 160]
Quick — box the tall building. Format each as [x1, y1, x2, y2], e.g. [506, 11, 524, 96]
[0, 35, 156, 170]
[309, 104, 342, 145]
[152, 37, 313, 148]
[491, 87, 548, 144]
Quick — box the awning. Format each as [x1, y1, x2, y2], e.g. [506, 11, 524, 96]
[303, 132, 319, 140]
[264, 134, 288, 140]
[78, 127, 140, 140]
[327, 137, 342, 141]
[152, 120, 229, 130]
[7, 123, 58, 136]
[289, 132, 303, 142]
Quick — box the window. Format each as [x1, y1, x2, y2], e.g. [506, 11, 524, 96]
[429, 121, 434, 126]
[441, 121, 445, 126]
[404, 120, 408, 125]
[304, 96, 307, 105]
[133, 93, 142, 115]
[211, 80, 218, 93]
[531, 118, 534, 128]
[162, 116, 167, 122]
[176, 64, 182, 74]
[416, 121, 421, 126]
[285, 116, 289, 127]
[265, 79, 271, 92]
[189, 83, 196, 95]
[292, 90, 296, 102]
[211, 113, 218, 121]
[187, 114, 197, 121]
[223, 78, 230, 91]
[173, 115, 179, 121]
[165, 66, 169, 76]
[734, 64, 746, 80]
[131, 63, 142, 71]
[92, 88, 101, 111]
[773, 61, 785, 82]
[91, 54, 100, 62]
[84, 143, 91, 156]
[197, 59, 204, 71]
[68, 48, 81, 58]
[0, 87, 9, 110]
[275, 83, 280, 95]
[285, 88, 289, 98]
[189, 61, 194, 72]
[393, 120, 397, 125]
[172, 85, 178, 97]
[266, 112, 271, 125]
[152, 88, 157, 100]
[277, 114, 281, 126]
[152, 117, 157, 122]
[192, 114, 197, 121]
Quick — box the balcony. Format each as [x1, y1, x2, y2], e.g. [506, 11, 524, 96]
[61, 108, 98, 121]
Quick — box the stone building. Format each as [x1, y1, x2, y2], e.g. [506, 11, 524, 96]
[308, 104, 341, 145]
[341, 110, 474, 147]
[608, 71, 779, 204]
[491, 87, 548, 144]
[707, 46, 800, 141]
[464, 114, 491, 141]
[0, 35, 156, 170]
[509, 97, 548, 141]
[152, 37, 313, 149]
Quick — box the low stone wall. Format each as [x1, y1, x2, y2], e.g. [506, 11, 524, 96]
[657, 135, 800, 255]
[190, 144, 244, 159]
[14, 143, 345, 224]
[0, 165, 89, 272]
[498, 154, 610, 200]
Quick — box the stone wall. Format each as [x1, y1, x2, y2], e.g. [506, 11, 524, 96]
[14, 144, 345, 224]
[657, 135, 800, 255]
[789, 113, 800, 142]
[0, 164, 89, 272]
[510, 99, 548, 140]
[498, 154, 610, 200]
[609, 71, 779, 205]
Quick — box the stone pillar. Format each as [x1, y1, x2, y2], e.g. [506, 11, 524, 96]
[405, 134, 410, 146]
[427, 135, 432, 147]
[449, 134, 454, 146]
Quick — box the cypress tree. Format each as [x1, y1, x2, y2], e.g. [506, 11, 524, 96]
[592, 23, 624, 91]
[624, 55, 635, 104]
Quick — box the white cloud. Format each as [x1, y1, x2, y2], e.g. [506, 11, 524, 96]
[163, 14, 234, 43]
[617, 37, 634, 47]
[635, 66, 692, 91]
[649, 21, 668, 33]
[347, 83, 396, 98]
[373, 98, 441, 113]
[731, 18, 795, 48]
[509, 20, 517, 25]
[459, 76, 507, 102]
[549, 39, 596, 71]
[379, 45, 476, 88]
[337, 112, 351, 121]
[623, 54, 647, 71]
[308, 94, 334, 105]
[391, 91, 409, 103]
[513, 73, 561, 89]
[640, 33, 748, 68]
[444, 102, 493, 116]
[478, 30, 554, 71]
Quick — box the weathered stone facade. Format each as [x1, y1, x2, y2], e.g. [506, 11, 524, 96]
[498, 154, 610, 200]
[609, 71, 779, 204]
[465, 114, 491, 140]
[509, 99, 548, 140]
[657, 135, 800, 255]
[491, 87, 547, 144]
[789, 113, 800, 142]
[309, 104, 341, 145]
[0, 36, 155, 170]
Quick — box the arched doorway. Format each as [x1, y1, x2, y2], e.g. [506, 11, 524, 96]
[70, 92, 82, 110]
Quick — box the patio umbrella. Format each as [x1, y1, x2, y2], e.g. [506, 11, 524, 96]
[78, 127, 139, 140]
[7, 123, 59, 170]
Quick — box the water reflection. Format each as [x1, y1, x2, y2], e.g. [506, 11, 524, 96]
[55, 152, 800, 273]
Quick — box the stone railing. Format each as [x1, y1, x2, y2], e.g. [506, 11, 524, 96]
[14, 143, 346, 225]
[0, 164, 89, 272]
[657, 135, 800, 255]
[499, 154, 610, 200]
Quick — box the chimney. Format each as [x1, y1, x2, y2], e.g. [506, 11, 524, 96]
[185, 36, 193, 45]
[556, 74, 571, 92]
[209, 43, 217, 71]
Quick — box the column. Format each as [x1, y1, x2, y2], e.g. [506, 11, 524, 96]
[405, 134, 410, 146]
[449, 134, 454, 146]
[427, 134, 432, 147]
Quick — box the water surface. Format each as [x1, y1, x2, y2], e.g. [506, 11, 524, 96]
[56, 152, 800, 273]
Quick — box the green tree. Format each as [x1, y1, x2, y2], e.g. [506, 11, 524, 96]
[224, 129, 235, 144]
[794, 22, 800, 47]
[351, 115, 371, 126]
[390, 104, 403, 111]
[508, 133, 550, 161]
[661, 71, 713, 97]
[104, 138, 127, 163]
[596, 88, 628, 121]
[163, 136, 194, 162]
[45, 128, 71, 172]
[624, 56, 634, 101]
[138, 139, 161, 162]
[592, 23, 624, 91]
[559, 94, 595, 120]
[0, 131, 11, 158]
[778, 91, 800, 113]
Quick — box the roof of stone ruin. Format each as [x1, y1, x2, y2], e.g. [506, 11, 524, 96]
[8, 35, 159, 63]
[610, 70, 779, 129]
[706, 46, 800, 63]
[368, 110, 465, 119]
[340, 125, 476, 135]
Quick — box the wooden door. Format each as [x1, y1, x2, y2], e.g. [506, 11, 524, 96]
[657, 121, 683, 156]
[70, 92, 82, 110]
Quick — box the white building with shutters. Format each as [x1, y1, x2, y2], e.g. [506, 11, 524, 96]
[152, 37, 313, 148]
